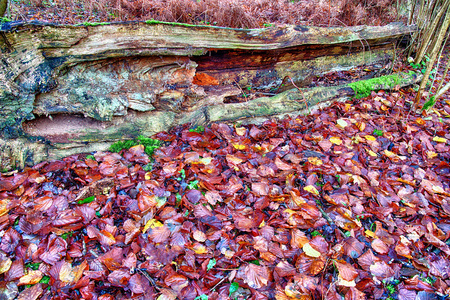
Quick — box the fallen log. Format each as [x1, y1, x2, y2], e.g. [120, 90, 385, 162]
[0, 21, 417, 170]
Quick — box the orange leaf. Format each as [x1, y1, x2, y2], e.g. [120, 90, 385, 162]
[18, 270, 43, 286]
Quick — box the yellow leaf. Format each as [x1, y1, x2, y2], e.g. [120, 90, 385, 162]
[0, 199, 9, 217]
[192, 243, 208, 254]
[145, 172, 152, 180]
[283, 209, 296, 216]
[345, 103, 352, 112]
[259, 220, 265, 228]
[307, 157, 323, 166]
[0, 257, 12, 274]
[384, 150, 396, 158]
[367, 150, 378, 157]
[427, 151, 438, 159]
[232, 143, 247, 150]
[365, 135, 376, 141]
[303, 185, 319, 196]
[433, 136, 447, 143]
[365, 230, 376, 238]
[357, 122, 366, 131]
[143, 219, 163, 233]
[303, 243, 321, 258]
[330, 136, 342, 145]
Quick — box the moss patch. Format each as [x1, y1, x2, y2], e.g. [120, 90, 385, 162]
[347, 73, 403, 99]
[110, 135, 161, 157]
[76, 22, 111, 27]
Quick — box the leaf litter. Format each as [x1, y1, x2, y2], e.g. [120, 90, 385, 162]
[1, 60, 450, 299]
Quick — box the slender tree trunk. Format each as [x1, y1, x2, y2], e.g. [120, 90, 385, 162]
[414, 6, 450, 106]
[0, 0, 7, 17]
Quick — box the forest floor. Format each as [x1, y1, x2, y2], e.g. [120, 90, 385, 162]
[1, 1, 450, 300]
[0, 47, 449, 299]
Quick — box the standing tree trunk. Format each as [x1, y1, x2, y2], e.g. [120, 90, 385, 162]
[0, 0, 7, 17]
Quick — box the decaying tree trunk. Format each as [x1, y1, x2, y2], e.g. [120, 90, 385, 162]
[0, 21, 418, 170]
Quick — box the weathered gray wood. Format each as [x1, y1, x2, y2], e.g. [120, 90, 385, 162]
[0, 21, 417, 170]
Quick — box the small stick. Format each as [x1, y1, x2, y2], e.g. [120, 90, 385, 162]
[276, 76, 310, 113]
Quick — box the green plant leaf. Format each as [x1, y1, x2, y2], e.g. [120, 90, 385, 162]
[78, 196, 95, 205]
[25, 262, 41, 270]
[373, 129, 383, 136]
[422, 96, 436, 111]
[194, 295, 208, 300]
[207, 258, 216, 271]
[188, 180, 199, 190]
[229, 282, 239, 296]
[39, 275, 50, 284]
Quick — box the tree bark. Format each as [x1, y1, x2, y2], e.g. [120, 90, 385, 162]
[0, 0, 7, 17]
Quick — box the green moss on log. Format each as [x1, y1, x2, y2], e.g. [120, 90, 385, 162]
[347, 73, 403, 98]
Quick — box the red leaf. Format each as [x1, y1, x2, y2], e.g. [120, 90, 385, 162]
[108, 269, 131, 287]
[17, 283, 43, 300]
[334, 260, 359, 281]
[343, 237, 365, 258]
[238, 263, 269, 289]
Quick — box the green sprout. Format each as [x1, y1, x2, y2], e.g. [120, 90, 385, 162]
[189, 126, 205, 133]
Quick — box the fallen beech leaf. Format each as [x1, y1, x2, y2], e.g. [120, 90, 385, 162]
[336, 276, 356, 287]
[343, 237, 365, 258]
[427, 151, 438, 159]
[367, 150, 378, 157]
[18, 270, 43, 286]
[307, 156, 323, 166]
[275, 261, 296, 277]
[304, 185, 319, 196]
[290, 228, 309, 249]
[143, 219, 163, 233]
[284, 282, 303, 298]
[226, 154, 244, 165]
[334, 260, 358, 281]
[0, 257, 12, 274]
[192, 243, 208, 254]
[59, 260, 88, 284]
[0, 199, 10, 217]
[239, 263, 269, 289]
[371, 238, 389, 254]
[415, 117, 425, 125]
[232, 143, 247, 150]
[17, 284, 43, 300]
[192, 230, 207, 242]
[432, 136, 447, 143]
[395, 242, 413, 259]
[330, 136, 342, 145]
[303, 243, 321, 258]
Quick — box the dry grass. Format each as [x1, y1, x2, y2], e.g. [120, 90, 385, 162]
[9, 0, 402, 28]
